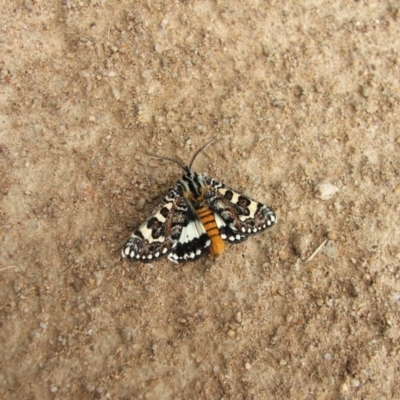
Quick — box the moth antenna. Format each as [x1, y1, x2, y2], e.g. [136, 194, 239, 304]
[148, 155, 187, 172]
[189, 139, 218, 170]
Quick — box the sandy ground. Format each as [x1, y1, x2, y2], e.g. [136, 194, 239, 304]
[1, 1, 400, 399]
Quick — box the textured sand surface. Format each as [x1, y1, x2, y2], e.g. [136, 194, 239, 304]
[1, 1, 400, 399]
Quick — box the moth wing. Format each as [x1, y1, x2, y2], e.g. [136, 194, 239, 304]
[122, 187, 189, 262]
[168, 217, 211, 264]
[205, 177, 277, 243]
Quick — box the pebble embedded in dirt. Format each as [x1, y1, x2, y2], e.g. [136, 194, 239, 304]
[292, 233, 310, 258]
[315, 181, 339, 200]
[322, 240, 337, 259]
[136, 198, 146, 210]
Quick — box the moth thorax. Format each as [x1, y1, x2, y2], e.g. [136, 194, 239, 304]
[180, 171, 206, 199]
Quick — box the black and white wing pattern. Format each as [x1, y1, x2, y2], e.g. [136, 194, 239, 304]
[122, 186, 211, 263]
[122, 141, 277, 264]
[204, 177, 277, 244]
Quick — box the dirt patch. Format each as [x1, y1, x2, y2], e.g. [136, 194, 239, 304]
[1, 1, 400, 399]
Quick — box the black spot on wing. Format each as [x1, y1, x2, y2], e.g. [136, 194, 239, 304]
[160, 206, 170, 218]
[238, 195, 251, 208]
[224, 190, 233, 200]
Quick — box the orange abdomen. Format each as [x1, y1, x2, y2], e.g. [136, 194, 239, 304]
[196, 207, 225, 256]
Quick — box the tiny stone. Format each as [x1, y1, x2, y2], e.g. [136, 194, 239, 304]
[245, 362, 251, 370]
[50, 386, 58, 393]
[292, 233, 310, 258]
[327, 232, 337, 240]
[136, 198, 146, 211]
[351, 379, 360, 388]
[315, 180, 339, 200]
[155, 43, 163, 54]
[111, 87, 121, 100]
[324, 353, 332, 361]
[361, 86, 371, 98]
[235, 312, 242, 323]
[316, 298, 324, 307]
[323, 240, 337, 259]
[391, 292, 400, 303]
[25, 161, 30, 167]
[89, 115, 96, 122]
[93, 271, 104, 286]
[40, 322, 47, 330]
[279, 359, 287, 366]
[277, 288, 285, 296]
[227, 329, 235, 337]
[278, 249, 290, 261]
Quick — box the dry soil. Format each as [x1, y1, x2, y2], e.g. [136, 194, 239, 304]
[1, 1, 400, 399]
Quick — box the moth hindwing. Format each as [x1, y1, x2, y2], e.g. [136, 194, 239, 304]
[122, 142, 277, 264]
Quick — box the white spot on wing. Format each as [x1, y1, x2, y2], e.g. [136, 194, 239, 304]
[178, 219, 206, 243]
[214, 213, 226, 229]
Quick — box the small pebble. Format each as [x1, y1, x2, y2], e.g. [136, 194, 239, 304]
[324, 353, 332, 361]
[111, 87, 121, 100]
[351, 379, 360, 388]
[25, 161, 30, 167]
[58, 335, 67, 346]
[39, 322, 47, 330]
[136, 198, 146, 211]
[323, 240, 337, 259]
[50, 385, 58, 393]
[245, 362, 251, 370]
[235, 312, 242, 323]
[279, 359, 287, 366]
[391, 292, 400, 303]
[89, 115, 96, 122]
[292, 233, 310, 258]
[155, 43, 163, 54]
[227, 329, 235, 337]
[340, 382, 349, 393]
[278, 249, 290, 261]
[315, 181, 339, 200]
[93, 271, 104, 286]
[327, 232, 337, 240]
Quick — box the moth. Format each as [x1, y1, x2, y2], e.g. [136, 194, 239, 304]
[122, 140, 277, 263]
